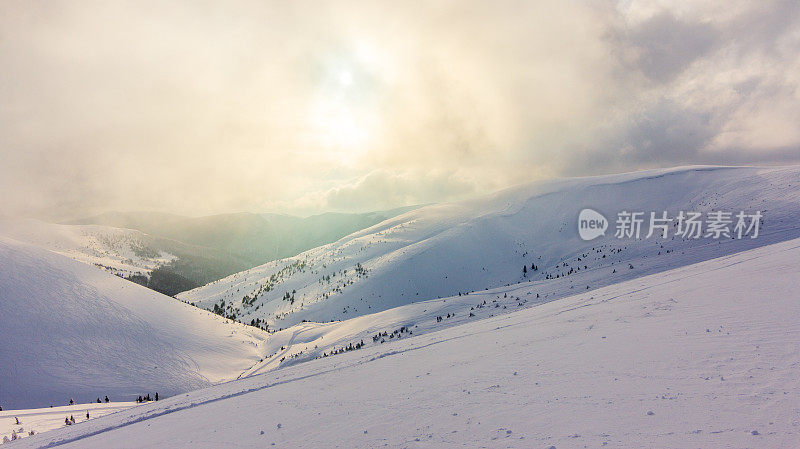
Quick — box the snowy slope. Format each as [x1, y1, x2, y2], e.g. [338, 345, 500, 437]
[0, 219, 174, 279]
[0, 236, 269, 410]
[18, 237, 800, 448]
[178, 166, 800, 330]
[1, 402, 139, 443]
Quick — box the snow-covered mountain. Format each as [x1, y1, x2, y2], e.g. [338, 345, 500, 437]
[0, 219, 175, 280]
[16, 237, 800, 448]
[0, 207, 423, 299]
[0, 236, 269, 410]
[69, 208, 421, 266]
[178, 166, 800, 330]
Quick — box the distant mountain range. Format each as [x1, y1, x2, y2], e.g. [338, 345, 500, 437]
[178, 166, 800, 330]
[58, 207, 420, 295]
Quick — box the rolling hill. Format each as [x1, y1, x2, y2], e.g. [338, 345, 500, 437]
[0, 236, 269, 410]
[61, 207, 420, 295]
[14, 236, 800, 448]
[178, 166, 800, 330]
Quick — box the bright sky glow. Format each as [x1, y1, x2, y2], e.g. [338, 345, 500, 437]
[1, 1, 798, 219]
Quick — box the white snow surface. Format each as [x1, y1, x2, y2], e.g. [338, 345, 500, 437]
[178, 166, 800, 330]
[0, 236, 269, 410]
[1, 402, 140, 444]
[0, 218, 174, 278]
[15, 237, 800, 448]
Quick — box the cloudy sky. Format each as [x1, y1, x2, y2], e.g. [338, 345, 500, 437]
[1, 0, 799, 219]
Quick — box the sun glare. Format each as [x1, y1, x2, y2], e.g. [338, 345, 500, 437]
[309, 101, 369, 158]
[338, 70, 354, 86]
[308, 47, 384, 163]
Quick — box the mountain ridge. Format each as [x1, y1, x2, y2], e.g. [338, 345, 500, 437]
[178, 165, 800, 330]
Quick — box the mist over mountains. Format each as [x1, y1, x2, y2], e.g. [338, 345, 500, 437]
[63, 207, 420, 295]
[5, 166, 800, 447]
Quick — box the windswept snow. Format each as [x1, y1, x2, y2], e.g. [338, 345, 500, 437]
[0, 236, 269, 410]
[16, 237, 800, 448]
[179, 166, 800, 330]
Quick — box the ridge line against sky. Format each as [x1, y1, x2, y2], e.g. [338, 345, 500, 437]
[1, 0, 799, 220]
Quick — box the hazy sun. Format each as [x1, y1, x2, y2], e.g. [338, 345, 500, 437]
[309, 101, 368, 157]
[307, 45, 386, 164]
[338, 70, 354, 87]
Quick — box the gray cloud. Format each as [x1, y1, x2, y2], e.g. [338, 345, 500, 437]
[621, 12, 719, 83]
[0, 0, 798, 219]
[559, 0, 800, 176]
[321, 170, 476, 212]
[569, 99, 716, 175]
